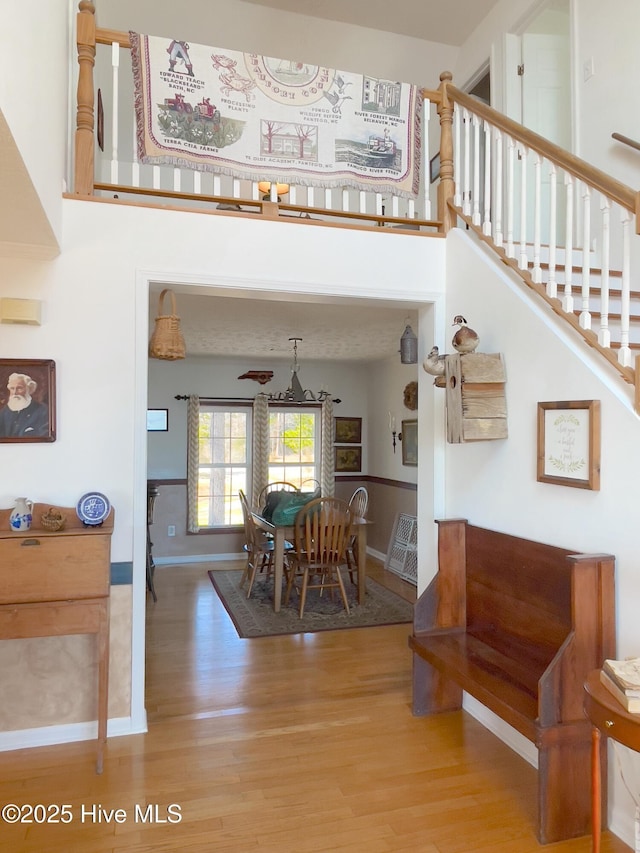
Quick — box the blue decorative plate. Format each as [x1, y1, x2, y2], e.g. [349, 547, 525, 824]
[76, 492, 111, 525]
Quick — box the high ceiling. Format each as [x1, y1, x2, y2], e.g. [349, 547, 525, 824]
[240, 0, 501, 47]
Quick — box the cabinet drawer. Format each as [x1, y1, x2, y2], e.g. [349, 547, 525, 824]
[0, 535, 110, 603]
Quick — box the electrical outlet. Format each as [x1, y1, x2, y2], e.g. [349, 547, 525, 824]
[168, 525, 176, 537]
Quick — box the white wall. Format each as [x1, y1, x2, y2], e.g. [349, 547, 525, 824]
[96, 0, 458, 87]
[0, 0, 68, 245]
[445, 228, 640, 847]
[574, 0, 640, 184]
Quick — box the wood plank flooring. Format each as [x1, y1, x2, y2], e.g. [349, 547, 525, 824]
[0, 560, 631, 852]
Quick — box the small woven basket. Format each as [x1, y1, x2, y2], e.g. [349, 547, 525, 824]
[41, 507, 65, 532]
[149, 288, 186, 360]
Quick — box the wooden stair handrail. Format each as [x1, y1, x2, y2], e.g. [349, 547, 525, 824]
[431, 81, 639, 223]
[612, 132, 640, 154]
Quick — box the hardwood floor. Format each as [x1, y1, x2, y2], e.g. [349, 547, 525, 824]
[1, 560, 631, 852]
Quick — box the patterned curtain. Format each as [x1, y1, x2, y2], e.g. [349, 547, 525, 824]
[186, 393, 200, 533]
[252, 393, 269, 508]
[320, 395, 335, 497]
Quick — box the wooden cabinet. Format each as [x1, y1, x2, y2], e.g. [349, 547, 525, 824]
[0, 503, 114, 772]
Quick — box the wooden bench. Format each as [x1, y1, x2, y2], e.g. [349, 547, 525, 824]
[408, 519, 616, 844]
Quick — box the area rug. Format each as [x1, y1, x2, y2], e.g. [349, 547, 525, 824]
[208, 570, 414, 638]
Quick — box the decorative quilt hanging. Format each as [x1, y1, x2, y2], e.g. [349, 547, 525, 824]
[130, 32, 421, 198]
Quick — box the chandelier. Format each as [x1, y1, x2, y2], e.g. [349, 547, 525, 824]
[269, 338, 340, 404]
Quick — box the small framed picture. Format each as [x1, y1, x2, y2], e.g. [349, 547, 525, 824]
[334, 417, 362, 444]
[537, 400, 600, 490]
[0, 359, 56, 443]
[401, 419, 418, 466]
[147, 408, 169, 431]
[335, 445, 362, 473]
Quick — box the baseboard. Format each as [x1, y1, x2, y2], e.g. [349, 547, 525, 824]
[0, 714, 147, 752]
[462, 693, 538, 768]
[367, 547, 387, 563]
[154, 553, 243, 565]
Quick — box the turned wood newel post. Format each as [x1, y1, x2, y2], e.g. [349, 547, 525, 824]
[74, 0, 96, 196]
[437, 71, 455, 234]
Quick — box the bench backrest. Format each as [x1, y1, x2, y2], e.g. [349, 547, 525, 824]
[465, 525, 575, 661]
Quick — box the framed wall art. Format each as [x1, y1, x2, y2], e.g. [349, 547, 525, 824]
[0, 359, 56, 443]
[334, 416, 362, 444]
[536, 400, 600, 490]
[334, 445, 362, 473]
[147, 408, 169, 431]
[401, 419, 418, 466]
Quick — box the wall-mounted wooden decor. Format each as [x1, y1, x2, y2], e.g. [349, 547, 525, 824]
[444, 352, 507, 443]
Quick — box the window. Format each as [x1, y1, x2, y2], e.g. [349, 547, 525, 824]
[268, 408, 319, 488]
[195, 405, 320, 529]
[197, 406, 250, 527]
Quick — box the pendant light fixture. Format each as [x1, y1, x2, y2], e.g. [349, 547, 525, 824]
[269, 338, 340, 404]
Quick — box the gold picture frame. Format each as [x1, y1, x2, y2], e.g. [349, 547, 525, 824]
[536, 400, 600, 490]
[334, 416, 362, 444]
[0, 358, 56, 443]
[334, 446, 362, 473]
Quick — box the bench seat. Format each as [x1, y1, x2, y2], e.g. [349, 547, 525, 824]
[409, 518, 616, 844]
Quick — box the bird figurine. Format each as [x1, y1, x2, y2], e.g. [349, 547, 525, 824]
[237, 370, 274, 385]
[451, 316, 479, 354]
[422, 345, 446, 377]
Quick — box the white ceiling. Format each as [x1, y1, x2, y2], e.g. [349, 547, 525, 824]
[149, 284, 420, 362]
[240, 0, 501, 47]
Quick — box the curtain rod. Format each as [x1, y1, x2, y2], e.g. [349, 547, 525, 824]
[174, 395, 337, 405]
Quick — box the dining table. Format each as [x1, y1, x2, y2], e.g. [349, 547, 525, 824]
[251, 510, 369, 612]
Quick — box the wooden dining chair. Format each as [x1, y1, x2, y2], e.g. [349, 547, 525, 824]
[345, 486, 369, 585]
[284, 497, 352, 617]
[257, 480, 299, 508]
[238, 489, 292, 597]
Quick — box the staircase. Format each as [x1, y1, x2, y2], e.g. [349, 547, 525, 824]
[424, 73, 640, 407]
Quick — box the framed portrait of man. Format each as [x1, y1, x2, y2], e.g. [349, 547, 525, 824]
[0, 359, 56, 443]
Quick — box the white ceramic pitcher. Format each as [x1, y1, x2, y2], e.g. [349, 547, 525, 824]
[9, 497, 33, 532]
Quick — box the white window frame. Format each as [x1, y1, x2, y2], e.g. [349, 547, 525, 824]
[267, 406, 320, 489]
[197, 404, 252, 529]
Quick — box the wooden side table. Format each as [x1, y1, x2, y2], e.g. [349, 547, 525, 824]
[0, 503, 114, 773]
[584, 669, 640, 852]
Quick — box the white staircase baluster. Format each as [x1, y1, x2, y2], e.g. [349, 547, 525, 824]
[482, 120, 492, 236]
[618, 208, 632, 366]
[391, 195, 399, 218]
[579, 183, 592, 330]
[307, 186, 315, 208]
[562, 173, 574, 313]
[472, 114, 481, 226]
[233, 178, 240, 199]
[213, 176, 221, 197]
[152, 165, 160, 190]
[598, 196, 611, 348]
[193, 171, 201, 195]
[453, 105, 462, 208]
[110, 42, 120, 185]
[342, 188, 349, 212]
[519, 145, 528, 270]
[173, 168, 181, 192]
[408, 198, 416, 219]
[375, 193, 383, 216]
[324, 188, 332, 209]
[532, 153, 542, 283]
[463, 108, 471, 216]
[494, 128, 503, 248]
[289, 186, 297, 205]
[506, 137, 515, 258]
[423, 98, 432, 219]
[547, 164, 557, 298]
[359, 191, 366, 215]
